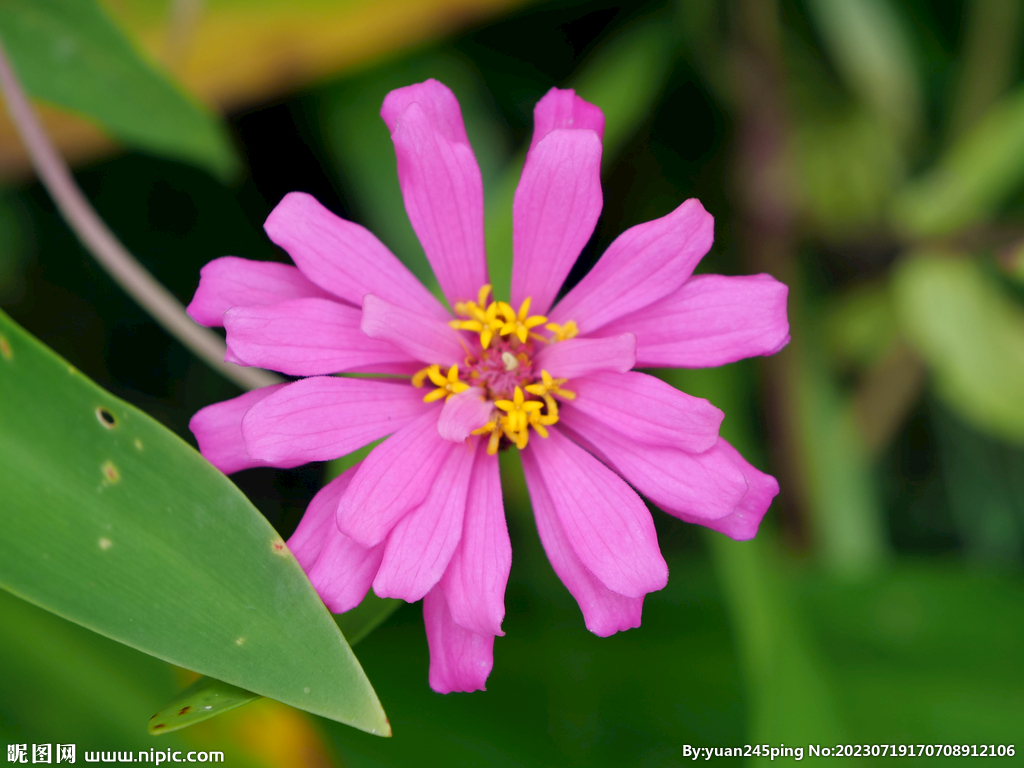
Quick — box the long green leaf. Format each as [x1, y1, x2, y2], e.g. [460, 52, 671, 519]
[149, 592, 403, 735]
[892, 85, 1024, 237]
[806, 0, 922, 140]
[0, 310, 388, 736]
[893, 254, 1024, 444]
[0, 0, 237, 179]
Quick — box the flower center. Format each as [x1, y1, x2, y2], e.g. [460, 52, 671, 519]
[412, 285, 578, 454]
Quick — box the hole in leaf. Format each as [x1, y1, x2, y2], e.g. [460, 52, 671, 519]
[96, 407, 117, 428]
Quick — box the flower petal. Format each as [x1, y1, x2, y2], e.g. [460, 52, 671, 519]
[520, 448, 644, 636]
[528, 87, 605, 154]
[558, 409, 748, 521]
[288, 466, 384, 613]
[189, 384, 294, 474]
[438, 387, 493, 443]
[186, 256, 334, 327]
[532, 333, 635, 379]
[241, 377, 431, 465]
[287, 466, 356, 569]
[263, 191, 447, 320]
[526, 428, 667, 598]
[423, 585, 494, 694]
[599, 273, 790, 368]
[223, 298, 415, 376]
[568, 371, 722, 452]
[441, 449, 510, 636]
[307, 534, 384, 615]
[511, 128, 603, 315]
[373, 441, 477, 602]
[382, 81, 488, 306]
[337, 409, 454, 547]
[666, 438, 779, 540]
[548, 198, 714, 335]
[361, 294, 465, 367]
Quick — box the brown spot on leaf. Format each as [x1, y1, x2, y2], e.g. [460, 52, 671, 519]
[101, 461, 120, 483]
[0, 335, 11, 360]
[153, 723, 166, 730]
[178, 706, 191, 716]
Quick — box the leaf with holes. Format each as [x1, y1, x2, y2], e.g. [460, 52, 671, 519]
[0, 0, 238, 179]
[0, 309, 389, 736]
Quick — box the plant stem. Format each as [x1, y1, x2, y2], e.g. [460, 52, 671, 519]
[0, 38, 280, 391]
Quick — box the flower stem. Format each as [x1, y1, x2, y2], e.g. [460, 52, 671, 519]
[0, 38, 280, 391]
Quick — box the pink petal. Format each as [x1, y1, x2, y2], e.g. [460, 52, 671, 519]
[308, 534, 384, 615]
[511, 128, 603, 315]
[186, 256, 334, 327]
[361, 294, 465, 367]
[241, 377, 431, 465]
[558, 409, 748, 521]
[381, 79, 470, 145]
[599, 273, 791, 368]
[520, 449, 644, 636]
[528, 87, 605, 154]
[567, 371, 722, 453]
[438, 387, 493, 443]
[223, 298, 414, 376]
[526, 428, 667, 598]
[381, 81, 488, 306]
[189, 384, 295, 474]
[373, 441, 477, 602]
[441, 449, 510, 636]
[547, 199, 715, 335]
[667, 439, 779, 541]
[423, 586, 494, 694]
[532, 333, 635, 379]
[263, 192, 447, 320]
[288, 467, 384, 613]
[337, 409, 454, 547]
[287, 466, 357, 569]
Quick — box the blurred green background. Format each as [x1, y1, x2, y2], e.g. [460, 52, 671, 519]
[1, 0, 1023, 765]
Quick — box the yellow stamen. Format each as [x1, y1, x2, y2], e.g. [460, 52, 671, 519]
[411, 366, 432, 388]
[524, 369, 576, 400]
[471, 416, 504, 455]
[423, 364, 469, 402]
[545, 320, 578, 342]
[497, 297, 548, 344]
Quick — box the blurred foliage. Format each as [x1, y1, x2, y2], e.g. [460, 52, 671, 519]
[2, 0, 1024, 764]
[0, 0, 238, 179]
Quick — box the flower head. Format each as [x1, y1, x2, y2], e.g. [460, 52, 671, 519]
[187, 80, 790, 693]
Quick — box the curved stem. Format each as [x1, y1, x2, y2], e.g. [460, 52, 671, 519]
[0, 38, 280, 391]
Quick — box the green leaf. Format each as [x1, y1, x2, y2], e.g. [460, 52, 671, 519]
[0, 309, 388, 736]
[893, 254, 1024, 444]
[0, 0, 238, 179]
[334, 591, 404, 648]
[150, 592, 402, 735]
[806, 0, 922, 140]
[148, 677, 260, 736]
[891, 85, 1024, 237]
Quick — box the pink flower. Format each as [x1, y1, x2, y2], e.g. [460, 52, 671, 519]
[187, 80, 789, 694]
